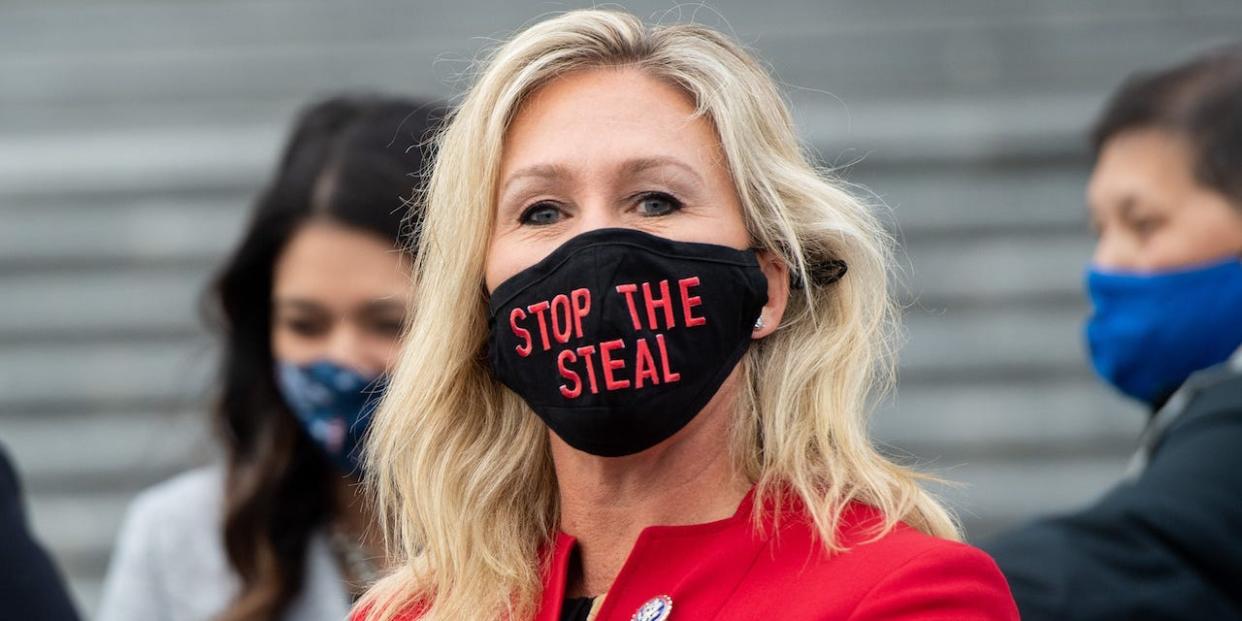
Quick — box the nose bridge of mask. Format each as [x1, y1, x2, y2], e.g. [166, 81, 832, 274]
[595, 244, 641, 404]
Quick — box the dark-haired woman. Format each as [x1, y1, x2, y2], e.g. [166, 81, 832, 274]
[97, 95, 439, 621]
[986, 45, 1242, 621]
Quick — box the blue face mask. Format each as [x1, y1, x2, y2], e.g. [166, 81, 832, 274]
[1085, 256, 1242, 404]
[275, 360, 385, 474]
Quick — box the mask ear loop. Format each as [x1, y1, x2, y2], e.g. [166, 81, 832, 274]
[749, 243, 848, 290]
[790, 259, 848, 290]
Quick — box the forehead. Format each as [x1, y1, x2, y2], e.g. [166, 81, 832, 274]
[1087, 128, 1197, 208]
[499, 67, 725, 179]
[274, 221, 408, 300]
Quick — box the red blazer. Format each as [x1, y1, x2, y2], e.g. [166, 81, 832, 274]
[378, 490, 1018, 620]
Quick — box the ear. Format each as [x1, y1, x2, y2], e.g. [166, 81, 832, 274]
[752, 250, 789, 340]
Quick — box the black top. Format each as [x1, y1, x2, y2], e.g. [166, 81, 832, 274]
[984, 368, 1242, 621]
[0, 441, 82, 621]
[561, 596, 595, 621]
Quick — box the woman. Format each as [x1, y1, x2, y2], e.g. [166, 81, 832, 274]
[98, 95, 440, 621]
[986, 46, 1242, 621]
[357, 11, 1017, 621]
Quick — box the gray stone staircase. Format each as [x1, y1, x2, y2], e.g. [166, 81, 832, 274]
[3, 0, 1241, 615]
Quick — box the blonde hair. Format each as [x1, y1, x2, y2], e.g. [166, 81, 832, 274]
[359, 10, 957, 621]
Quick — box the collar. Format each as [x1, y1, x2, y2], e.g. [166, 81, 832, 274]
[536, 488, 761, 621]
[1127, 350, 1242, 478]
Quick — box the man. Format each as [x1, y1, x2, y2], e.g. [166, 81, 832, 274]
[985, 45, 1242, 620]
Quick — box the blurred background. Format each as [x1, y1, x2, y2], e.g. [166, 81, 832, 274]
[3, 0, 1242, 614]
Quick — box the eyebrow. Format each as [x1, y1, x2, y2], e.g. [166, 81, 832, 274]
[500, 156, 705, 197]
[618, 157, 704, 186]
[273, 299, 327, 313]
[274, 298, 405, 314]
[499, 163, 573, 197]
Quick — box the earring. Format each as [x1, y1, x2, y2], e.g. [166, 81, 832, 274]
[753, 315, 766, 331]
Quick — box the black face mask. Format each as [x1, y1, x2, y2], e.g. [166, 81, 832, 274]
[487, 228, 769, 457]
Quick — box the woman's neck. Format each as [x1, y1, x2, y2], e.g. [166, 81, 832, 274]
[551, 372, 752, 597]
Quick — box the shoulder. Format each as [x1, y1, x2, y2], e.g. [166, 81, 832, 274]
[982, 372, 1242, 621]
[125, 465, 225, 526]
[0, 441, 26, 529]
[0, 440, 19, 496]
[104, 465, 350, 621]
[99, 466, 235, 621]
[751, 503, 1018, 620]
[770, 502, 1005, 576]
[118, 466, 229, 552]
[837, 504, 1002, 574]
[843, 525, 1017, 620]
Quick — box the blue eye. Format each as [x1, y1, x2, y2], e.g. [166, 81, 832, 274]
[520, 202, 564, 226]
[636, 192, 682, 217]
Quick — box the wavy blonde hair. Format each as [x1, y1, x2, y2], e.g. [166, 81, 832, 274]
[359, 9, 958, 621]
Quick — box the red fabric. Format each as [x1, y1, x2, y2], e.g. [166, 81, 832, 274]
[367, 490, 1018, 620]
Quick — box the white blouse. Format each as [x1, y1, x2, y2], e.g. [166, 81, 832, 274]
[97, 466, 351, 621]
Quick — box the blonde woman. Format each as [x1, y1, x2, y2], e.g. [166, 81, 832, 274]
[358, 10, 1018, 621]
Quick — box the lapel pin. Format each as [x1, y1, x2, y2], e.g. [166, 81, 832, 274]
[631, 595, 673, 621]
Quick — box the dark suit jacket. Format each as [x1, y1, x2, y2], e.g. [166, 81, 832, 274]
[0, 442, 81, 621]
[984, 369, 1242, 620]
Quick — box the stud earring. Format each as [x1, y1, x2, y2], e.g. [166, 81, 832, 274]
[753, 315, 766, 331]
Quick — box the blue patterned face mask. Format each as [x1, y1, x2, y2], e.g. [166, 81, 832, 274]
[1085, 256, 1242, 404]
[275, 360, 385, 474]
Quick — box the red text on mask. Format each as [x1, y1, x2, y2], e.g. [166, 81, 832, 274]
[506, 277, 708, 400]
[556, 334, 681, 398]
[509, 288, 591, 357]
